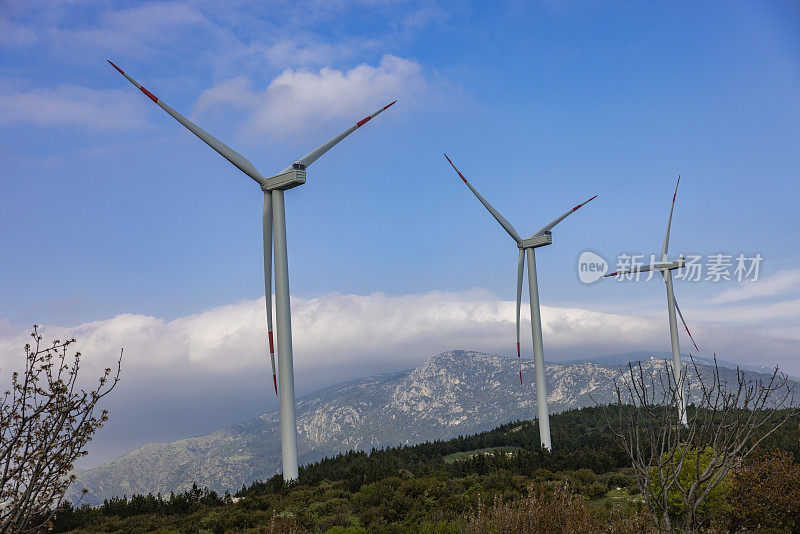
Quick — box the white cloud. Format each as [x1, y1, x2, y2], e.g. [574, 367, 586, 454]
[0, 4, 450, 137]
[2, 290, 797, 466]
[204, 34, 382, 81]
[3, 1, 440, 70]
[248, 37, 371, 68]
[0, 17, 38, 47]
[714, 269, 800, 303]
[694, 298, 800, 325]
[192, 76, 261, 115]
[398, 4, 449, 38]
[260, 39, 348, 66]
[49, 2, 207, 55]
[2, 290, 797, 382]
[194, 55, 430, 137]
[102, 2, 204, 37]
[0, 84, 149, 130]
[0, 2, 209, 55]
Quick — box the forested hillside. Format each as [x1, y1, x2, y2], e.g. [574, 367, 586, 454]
[70, 351, 798, 504]
[53, 406, 800, 533]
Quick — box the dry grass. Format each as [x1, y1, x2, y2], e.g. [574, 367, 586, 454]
[460, 485, 649, 534]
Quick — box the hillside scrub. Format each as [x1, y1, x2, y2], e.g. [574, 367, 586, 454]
[723, 450, 800, 531]
[50, 406, 800, 533]
[460, 485, 648, 534]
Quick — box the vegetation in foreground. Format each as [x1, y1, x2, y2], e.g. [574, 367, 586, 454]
[0, 327, 122, 534]
[51, 406, 800, 533]
[607, 357, 797, 533]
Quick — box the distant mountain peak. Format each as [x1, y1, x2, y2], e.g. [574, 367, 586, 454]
[70, 349, 797, 504]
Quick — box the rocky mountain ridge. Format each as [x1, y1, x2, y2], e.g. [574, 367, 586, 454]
[70, 350, 793, 503]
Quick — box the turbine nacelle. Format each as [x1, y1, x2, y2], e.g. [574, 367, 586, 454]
[656, 256, 685, 272]
[519, 232, 552, 250]
[603, 255, 687, 279]
[262, 167, 307, 192]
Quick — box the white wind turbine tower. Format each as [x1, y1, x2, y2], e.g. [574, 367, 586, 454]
[445, 154, 596, 450]
[600, 177, 699, 426]
[109, 60, 395, 480]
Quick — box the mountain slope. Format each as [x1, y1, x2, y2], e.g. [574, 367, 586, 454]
[70, 350, 794, 503]
[571, 350, 787, 378]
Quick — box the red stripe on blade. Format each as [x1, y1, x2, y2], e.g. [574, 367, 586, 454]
[273, 374, 278, 395]
[443, 154, 468, 184]
[684, 326, 699, 351]
[517, 342, 520, 358]
[356, 115, 371, 127]
[140, 86, 158, 103]
[573, 195, 597, 211]
[519, 370, 523, 385]
[268, 331, 274, 355]
[107, 60, 124, 75]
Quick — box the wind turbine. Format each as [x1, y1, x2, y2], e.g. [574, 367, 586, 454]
[600, 177, 699, 426]
[108, 60, 395, 480]
[444, 154, 596, 450]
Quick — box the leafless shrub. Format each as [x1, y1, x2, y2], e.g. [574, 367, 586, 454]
[262, 512, 307, 533]
[0, 326, 121, 533]
[604, 356, 796, 533]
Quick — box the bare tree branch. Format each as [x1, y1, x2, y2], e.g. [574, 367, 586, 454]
[0, 326, 122, 533]
[601, 355, 796, 533]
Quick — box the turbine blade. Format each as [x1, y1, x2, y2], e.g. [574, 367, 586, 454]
[674, 297, 699, 352]
[529, 194, 597, 237]
[291, 100, 396, 169]
[601, 263, 655, 278]
[271, 353, 278, 395]
[263, 194, 277, 395]
[661, 176, 680, 262]
[108, 60, 266, 186]
[444, 154, 523, 244]
[516, 249, 525, 384]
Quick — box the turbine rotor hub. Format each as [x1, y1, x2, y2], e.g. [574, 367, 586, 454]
[655, 256, 686, 271]
[262, 168, 306, 192]
[518, 233, 553, 250]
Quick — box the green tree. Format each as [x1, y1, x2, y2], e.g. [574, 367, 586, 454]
[649, 445, 730, 527]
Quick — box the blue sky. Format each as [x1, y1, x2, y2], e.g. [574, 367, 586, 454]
[1, 0, 799, 465]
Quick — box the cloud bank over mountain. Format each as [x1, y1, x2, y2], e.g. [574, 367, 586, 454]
[1, 289, 797, 466]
